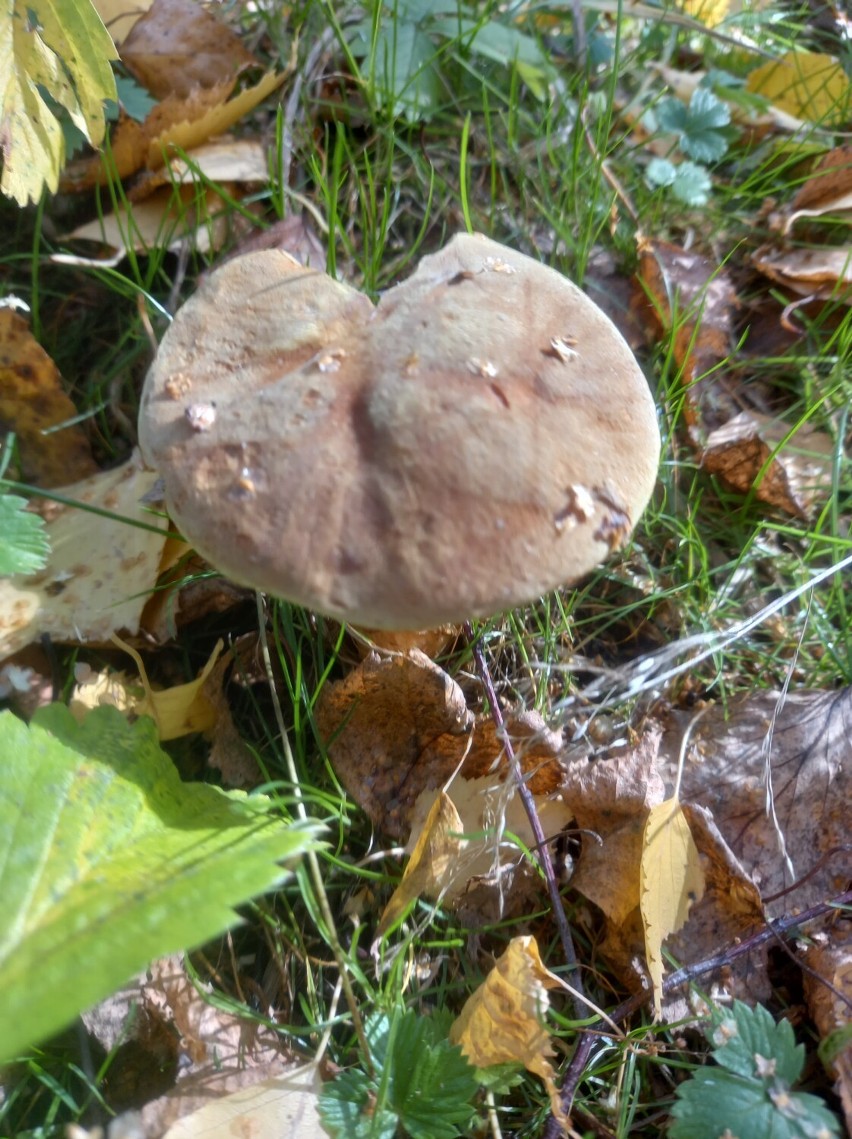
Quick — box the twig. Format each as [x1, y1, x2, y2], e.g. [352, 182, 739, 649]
[542, 889, 852, 1137]
[465, 623, 587, 1020]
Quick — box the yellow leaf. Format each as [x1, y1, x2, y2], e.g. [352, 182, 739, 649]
[113, 637, 224, 740]
[147, 71, 286, 169]
[377, 791, 463, 935]
[450, 936, 569, 1126]
[640, 797, 705, 1016]
[746, 51, 851, 125]
[678, 0, 729, 28]
[1, 0, 118, 204]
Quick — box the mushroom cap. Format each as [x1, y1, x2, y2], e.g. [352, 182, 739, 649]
[138, 233, 660, 629]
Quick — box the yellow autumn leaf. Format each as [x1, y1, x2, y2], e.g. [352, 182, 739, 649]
[147, 71, 287, 170]
[641, 797, 705, 1016]
[678, 0, 729, 29]
[450, 936, 569, 1127]
[1, 0, 118, 204]
[377, 791, 464, 936]
[746, 51, 851, 125]
[110, 636, 224, 740]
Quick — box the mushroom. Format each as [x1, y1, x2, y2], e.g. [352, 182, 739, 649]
[138, 233, 659, 630]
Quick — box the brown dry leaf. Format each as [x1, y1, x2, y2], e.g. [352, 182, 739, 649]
[315, 648, 473, 838]
[702, 409, 835, 518]
[450, 935, 568, 1125]
[637, 235, 739, 436]
[214, 213, 328, 272]
[752, 243, 852, 300]
[377, 791, 464, 935]
[746, 50, 852, 125]
[567, 728, 665, 928]
[774, 145, 852, 235]
[0, 450, 169, 659]
[0, 309, 98, 487]
[802, 925, 852, 1135]
[640, 796, 705, 1016]
[121, 0, 256, 101]
[92, 0, 154, 45]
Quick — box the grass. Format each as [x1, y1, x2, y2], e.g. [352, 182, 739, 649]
[1, 0, 851, 1135]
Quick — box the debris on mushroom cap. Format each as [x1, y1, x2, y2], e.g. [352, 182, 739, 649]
[138, 233, 660, 630]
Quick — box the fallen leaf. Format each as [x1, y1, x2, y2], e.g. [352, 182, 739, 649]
[162, 1066, 326, 1139]
[0, 450, 169, 659]
[377, 791, 464, 935]
[640, 796, 705, 1016]
[802, 927, 852, 1135]
[316, 649, 473, 837]
[677, 0, 730, 28]
[702, 410, 836, 517]
[450, 935, 567, 1125]
[774, 145, 852, 235]
[0, 309, 98, 486]
[746, 50, 851, 125]
[752, 243, 852, 300]
[637, 235, 740, 436]
[121, 0, 256, 100]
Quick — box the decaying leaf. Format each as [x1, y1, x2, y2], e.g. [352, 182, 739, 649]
[746, 51, 851, 126]
[640, 796, 705, 1016]
[0, 309, 98, 486]
[0, 451, 169, 659]
[121, 0, 256, 101]
[802, 926, 852, 1135]
[702, 410, 835, 518]
[316, 649, 473, 837]
[637, 235, 739, 436]
[377, 791, 464, 935]
[752, 243, 852, 301]
[450, 935, 568, 1124]
[92, 0, 154, 45]
[772, 145, 852, 235]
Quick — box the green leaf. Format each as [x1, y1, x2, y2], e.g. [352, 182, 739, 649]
[657, 88, 730, 163]
[432, 16, 551, 98]
[712, 1002, 804, 1085]
[114, 73, 156, 122]
[0, 705, 323, 1063]
[671, 160, 712, 206]
[646, 156, 677, 189]
[1, 0, 118, 205]
[0, 494, 50, 574]
[319, 1069, 398, 1139]
[671, 1001, 840, 1139]
[363, 19, 443, 120]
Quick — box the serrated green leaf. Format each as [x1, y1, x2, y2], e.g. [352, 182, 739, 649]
[672, 161, 712, 206]
[0, 705, 323, 1063]
[0, 494, 50, 574]
[319, 1070, 398, 1139]
[713, 1001, 804, 1084]
[656, 95, 688, 132]
[671, 1067, 840, 1139]
[114, 73, 156, 122]
[1, 0, 117, 205]
[656, 88, 730, 163]
[646, 156, 677, 189]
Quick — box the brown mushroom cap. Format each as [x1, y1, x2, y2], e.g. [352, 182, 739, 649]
[138, 233, 659, 629]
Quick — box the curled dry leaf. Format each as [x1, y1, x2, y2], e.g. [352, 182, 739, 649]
[753, 243, 852, 300]
[0, 451, 170, 659]
[121, 0, 256, 101]
[0, 309, 97, 487]
[450, 935, 568, 1126]
[702, 409, 835, 518]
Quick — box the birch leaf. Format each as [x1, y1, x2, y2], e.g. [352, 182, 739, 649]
[640, 796, 705, 1016]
